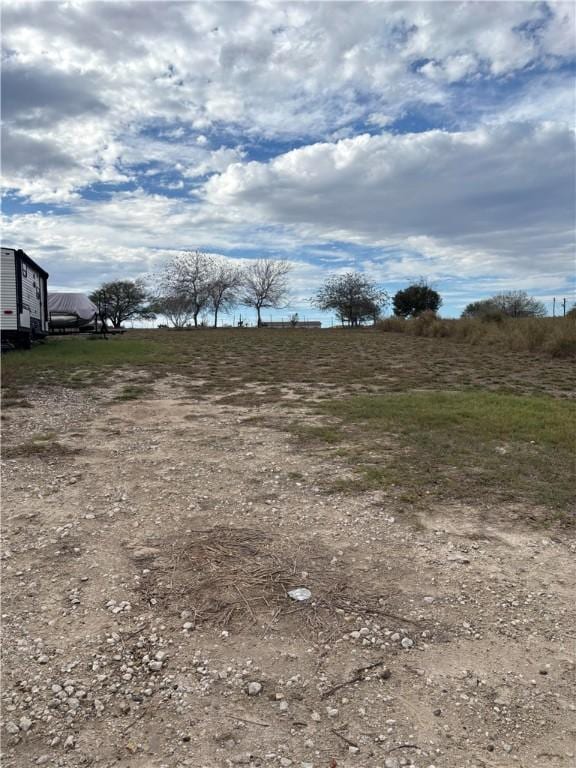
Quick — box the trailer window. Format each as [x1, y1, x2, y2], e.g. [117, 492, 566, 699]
[22, 263, 28, 277]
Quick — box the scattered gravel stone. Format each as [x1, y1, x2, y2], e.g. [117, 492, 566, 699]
[447, 554, 470, 564]
[230, 754, 252, 765]
[19, 716, 32, 732]
[247, 681, 262, 696]
[64, 734, 75, 749]
[401, 637, 414, 649]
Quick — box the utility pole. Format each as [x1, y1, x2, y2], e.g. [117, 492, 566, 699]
[563, 298, 567, 317]
[553, 297, 556, 318]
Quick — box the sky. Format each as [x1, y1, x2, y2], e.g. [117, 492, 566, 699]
[1, 0, 575, 323]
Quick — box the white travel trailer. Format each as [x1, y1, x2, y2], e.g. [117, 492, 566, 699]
[1, 247, 49, 348]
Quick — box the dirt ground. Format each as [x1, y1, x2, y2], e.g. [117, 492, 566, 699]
[1, 376, 575, 768]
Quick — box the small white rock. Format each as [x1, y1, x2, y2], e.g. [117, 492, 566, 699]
[19, 716, 32, 732]
[64, 734, 75, 749]
[247, 681, 262, 696]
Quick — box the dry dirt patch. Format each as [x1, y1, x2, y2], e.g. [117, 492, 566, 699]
[1, 381, 575, 768]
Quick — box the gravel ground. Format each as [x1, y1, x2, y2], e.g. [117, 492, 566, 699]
[1, 378, 575, 768]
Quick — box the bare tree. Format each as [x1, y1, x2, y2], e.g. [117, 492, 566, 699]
[150, 293, 196, 328]
[159, 251, 213, 327]
[208, 260, 242, 328]
[462, 291, 546, 319]
[241, 259, 292, 327]
[491, 290, 547, 318]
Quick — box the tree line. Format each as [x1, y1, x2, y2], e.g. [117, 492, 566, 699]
[89, 254, 560, 329]
[90, 253, 292, 329]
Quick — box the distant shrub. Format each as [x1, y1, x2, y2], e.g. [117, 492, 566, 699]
[377, 316, 576, 358]
[463, 292, 546, 319]
[379, 316, 407, 333]
[544, 322, 576, 358]
[410, 310, 442, 336]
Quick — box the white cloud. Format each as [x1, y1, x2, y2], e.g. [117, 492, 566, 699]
[3, 1, 575, 202]
[205, 122, 575, 277]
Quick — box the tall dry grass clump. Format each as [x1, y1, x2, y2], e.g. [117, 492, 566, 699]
[377, 314, 576, 358]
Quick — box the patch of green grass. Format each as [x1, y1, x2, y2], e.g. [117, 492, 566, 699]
[323, 391, 574, 448]
[319, 392, 576, 521]
[289, 422, 342, 445]
[114, 385, 149, 401]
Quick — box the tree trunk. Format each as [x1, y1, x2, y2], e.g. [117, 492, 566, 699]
[256, 306, 262, 327]
[213, 306, 219, 329]
[193, 311, 199, 327]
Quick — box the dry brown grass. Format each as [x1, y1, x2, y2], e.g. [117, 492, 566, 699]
[377, 314, 576, 358]
[131, 526, 414, 636]
[4, 328, 575, 399]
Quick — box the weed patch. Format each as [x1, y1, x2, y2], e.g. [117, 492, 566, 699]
[114, 385, 150, 401]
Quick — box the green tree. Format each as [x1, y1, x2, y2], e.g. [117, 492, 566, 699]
[89, 279, 153, 328]
[313, 272, 388, 326]
[461, 299, 503, 320]
[393, 282, 442, 318]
